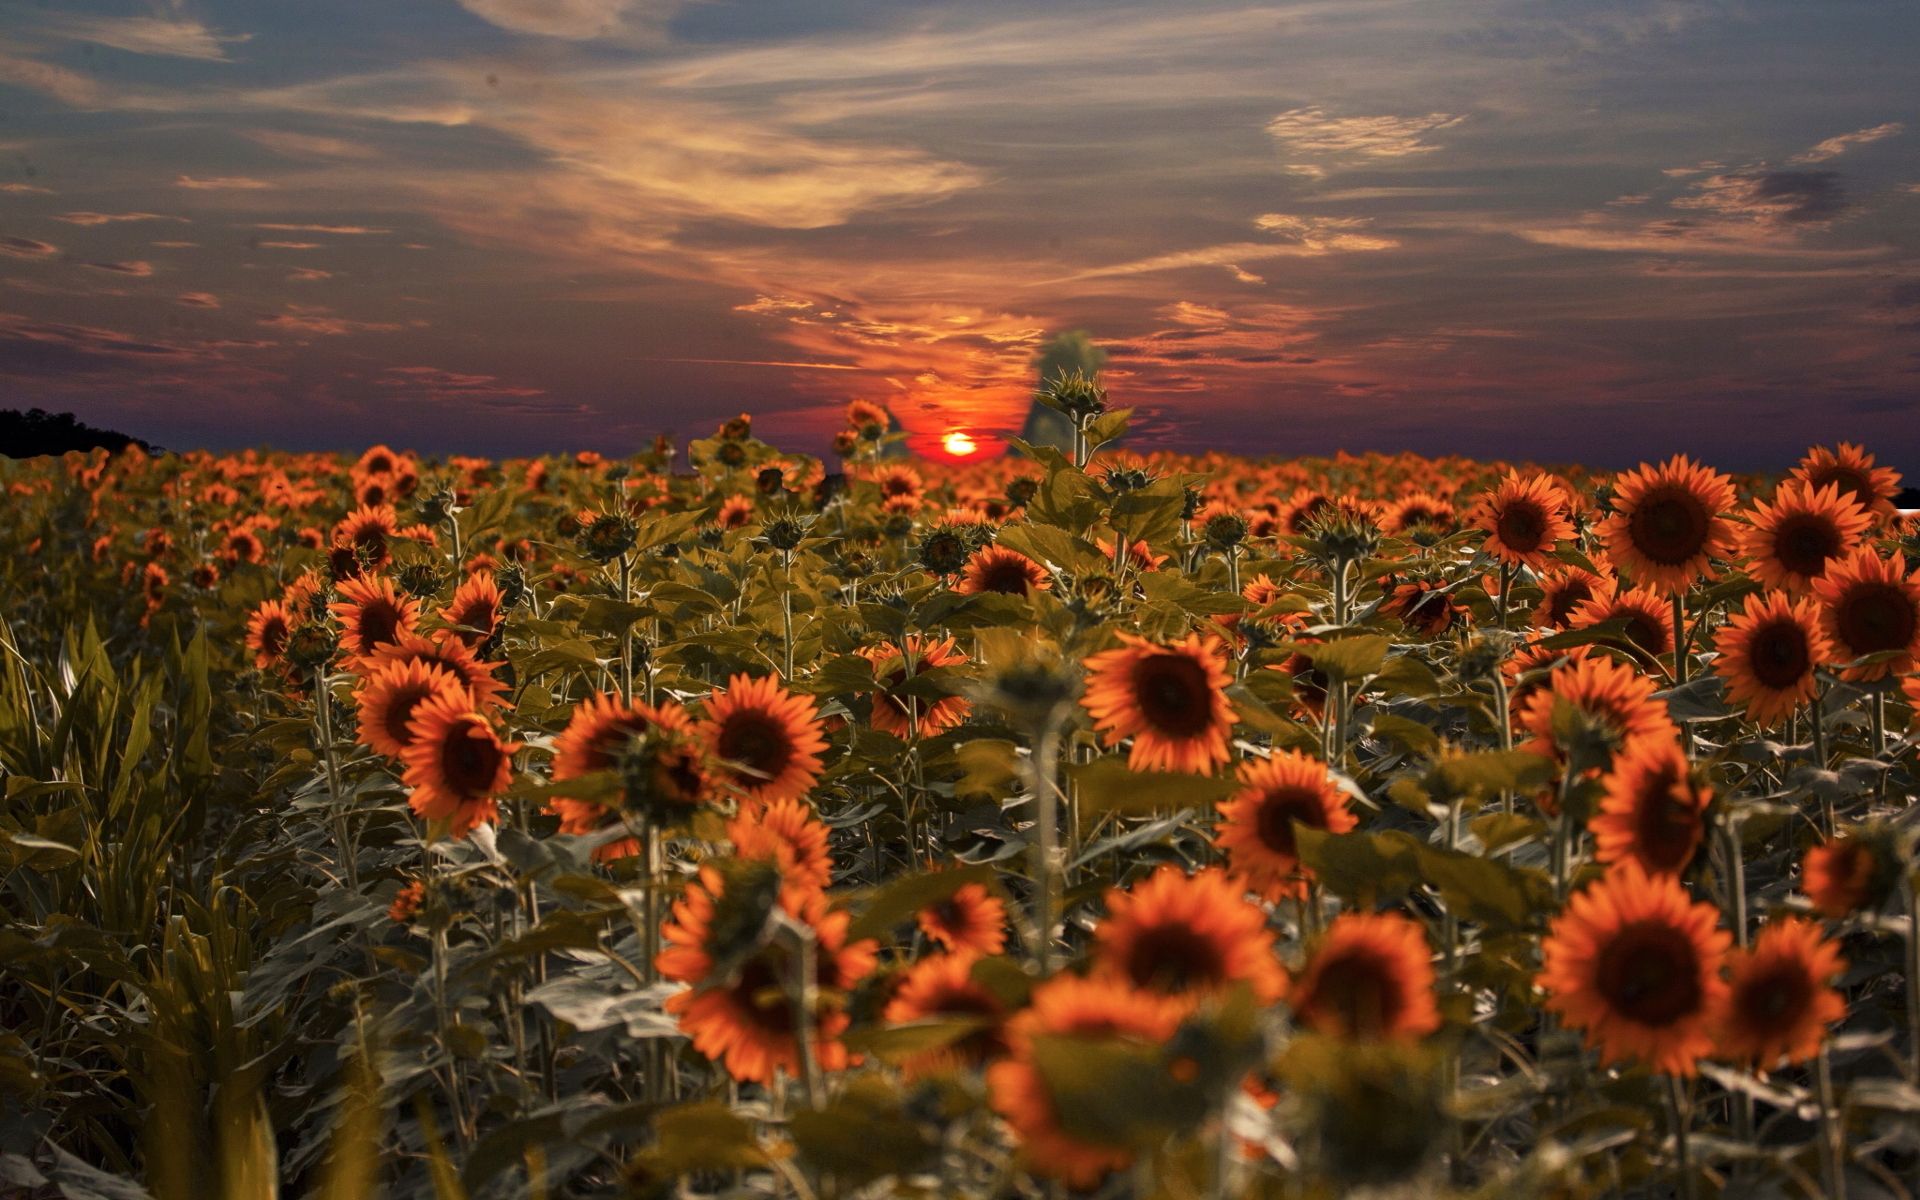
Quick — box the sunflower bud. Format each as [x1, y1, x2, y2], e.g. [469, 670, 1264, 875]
[1006, 477, 1039, 508]
[917, 526, 971, 575]
[761, 515, 808, 553]
[1203, 511, 1248, 551]
[756, 466, 787, 496]
[719, 413, 752, 441]
[1037, 369, 1107, 422]
[1105, 466, 1150, 494]
[578, 512, 638, 562]
[396, 561, 445, 599]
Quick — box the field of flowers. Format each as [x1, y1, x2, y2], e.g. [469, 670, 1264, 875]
[3, 387, 1919, 1199]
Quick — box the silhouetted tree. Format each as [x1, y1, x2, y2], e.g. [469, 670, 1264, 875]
[0, 409, 155, 458]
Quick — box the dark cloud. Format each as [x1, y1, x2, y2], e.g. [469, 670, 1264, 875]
[0, 236, 58, 259]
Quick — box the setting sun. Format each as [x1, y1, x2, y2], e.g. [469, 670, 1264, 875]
[942, 431, 978, 458]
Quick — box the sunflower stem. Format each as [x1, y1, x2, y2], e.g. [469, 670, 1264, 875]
[779, 548, 795, 681]
[1816, 1045, 1847, 1200]
[313, 670, 358, 892]
[1905, 875, 1920, 1086]
[1027, 723, 1063, 974]
[618, 552, 635, 702]
[1670, 593, 1688, 685]
[1665, 1074, 1695, 1200]
[788, 922, 824, 1109]
[1496, 562, 1513, 631]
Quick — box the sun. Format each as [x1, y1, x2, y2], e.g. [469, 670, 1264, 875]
[943, 431, 978, 458]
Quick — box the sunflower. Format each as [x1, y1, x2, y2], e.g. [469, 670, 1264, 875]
[363, 631, 508, 710]
[986, 975, 1187, 1189]
[716, 494, 754, 529]
[400, 693, 519, 838]
[1472, 472, 1575, 571]
[355, 658, 471, 760]
[1538, 861, 1729, 1076]
[1503, 641, 1592, 729]
[917, 881, 1008, 956]
[1215, 750, 1357, 901]
[1081, 632, 1237, 774]
[857, 635, 973, 738]
[846, 399, 890, 430]
[881, 952, 1011, 1076]
[1589, 738, 1711, 877]
[1383, 492, 1456, 536]
[656, 872, 876, 1085]
[729, 798, 833, 892]
[1738, 480, 1871, 594]
[1289, 912, 1441, 1042]
[1801, 832, 1896, 918]
[1811, 547, 1920, 681]
[1533, 565, 1612, 631]
[1712, 591, 1830, 727]
[1595, 455, 1737, 592]
[872, 464, 925, 504]
[1789, 441, 1903, 522]
[548, 693, 706, 858]
[1381, 576, 1465, 637]
[955, 546, 1052, 597]
[701, 673, 830, 802]
[245, 599, 295, 671]
[1517, 655, 1679, 769]
[440, 570, 503, 648]
[329, 574, 420, 666]
[330, 504, 401, 575]
[1712, 918, 1846, 1069]
[1093, 865, 1287, 1005]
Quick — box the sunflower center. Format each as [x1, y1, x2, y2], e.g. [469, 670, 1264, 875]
[1811, 467, 1873, 511]
[1771, 514, 1842, 578]
[1128, 653, 1216, 739]
[1747, 620, 1812, 688]
[1594, 920, 1703, 1026]
[438, 719, 502, 799]
[1123, 924, 1229, 994]
[1734, 962, 1813, 1037]
[1253, 787, 1328, 859]
[259, 615, 290, 656]
[1834, 582, 1918, 655]
[977, 556, 1036, 595]
[1546, 580, 1595, 626]
[1304, 950, 1404, 1037]
[355, 599, 404, 649]
[717, 710, 797, 783]
[1495, 502, 1548, 553]
[1627, 487, 1712, 566]
[382, 682, 436, 749]
[1630, 775, 1702, 874]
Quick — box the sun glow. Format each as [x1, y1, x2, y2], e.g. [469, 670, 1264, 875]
[942, 431, 978, 458]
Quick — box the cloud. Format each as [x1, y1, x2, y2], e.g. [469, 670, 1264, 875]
[253, 223, 391, 235]
[0, 236, 58, 259]
[176, 174, 276, 190]
[454, 0, 662, 39]
[1673, 169, 1849, 227]
[1252, 213, 1398, 251]
[177, 292, 221, 308]
[37, 14, 249, 62]
[243, 129, 381, 160]
[0, 49, 110, 107]
[1266, 107, 1465, 160]
[380, 364, 547, 399]
[1791, 122, 1904, 164]
[258, 306, 404, 336]
[55, 211, 187, 226]
[0, 311, 210, 371]
[82, 260, 155, 276]
[0, 183, 54, 194]
[256, 241, 323, 249]
[287, 267, 333, 281]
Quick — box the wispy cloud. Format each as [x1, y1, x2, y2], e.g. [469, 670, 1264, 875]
[454, 0, 668, 40]
[35, 13, 249, 62]
[82, 260, 155, 276]
[55, 211, 187, 226]
[176, 174, 276, 190]
[176, 292, 221, 308]
[1791, 122, 1904, 164]
[0, 236, 58, 259]
[259, 306, 405, 336]
[1673, 169, 1849, 227]
[253, 222, 390, 235]
[1266, 107, 1465, 160]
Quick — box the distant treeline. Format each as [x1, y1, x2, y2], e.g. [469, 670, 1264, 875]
[0, 408, 156, 459]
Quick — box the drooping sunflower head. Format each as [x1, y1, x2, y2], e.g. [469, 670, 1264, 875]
[330, 573, 421, 665]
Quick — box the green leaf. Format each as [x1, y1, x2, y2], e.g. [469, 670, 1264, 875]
[1416, 844, 1553, 931]
[1292, 827, 1421, 904]
[1069, 755, 1235, 815]
[1302, 636, 1391, 681]
[1028, 1033, 1175, 1148]
[848, 864, 1000, 942]
[790, 1076, 936, 1186]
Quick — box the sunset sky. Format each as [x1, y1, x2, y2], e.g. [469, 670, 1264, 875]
[0, 0, 1915, 466]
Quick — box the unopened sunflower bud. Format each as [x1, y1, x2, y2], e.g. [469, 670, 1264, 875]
[578, 512, 638, 562]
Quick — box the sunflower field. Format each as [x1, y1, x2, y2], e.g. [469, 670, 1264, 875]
[4, 391, 1920, 1199]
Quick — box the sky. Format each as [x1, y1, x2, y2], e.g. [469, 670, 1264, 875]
[0, 0, 1915, 467]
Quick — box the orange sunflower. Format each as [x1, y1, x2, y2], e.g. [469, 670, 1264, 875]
[1589, 738, 1711, 878]
[330, 574, 421, 666]
[330, 503, 401, 575]
[245, 598, 295, 672]
[1093, 865, 1287, 1005]
[1472, 472, 1576, 571]
[1712, 592, 1831, 727]
[1214, 750, 1357, 901]
[1737, 481, 1871, 594]
[656, 873, 876, 1085]
[1288, 912, 1441, 1042]
[1811, 546, 1920, 681]
[355, 658, 471, 760]
[729, 798, 834, 892]
[1383, 492, 1456, 536]
[1533, 565, 1612, 630]
[955, 546, 1052, 597]
[1081, 632, 1236, 774]
[986, 975, 1187, 1189]
[1801, 832, 1897, 918]
[881, 952, 1011, 1077]
[917, 881, 1008, 956]
[857, 635, 973, 738]
[1537, 860, 1730, 1076]
[701, 673, 830, 802]
[1517, 655, 1679, 767]
[1789, 441, 1902, 522]
[400, 693, 520, 838]
[1595, 456, 1738, 592]
[1712, 918, 1846, 1069]
[548, 693, 706, 859]
[440, 570, 503, 648]
[363, 631, 508, 710]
